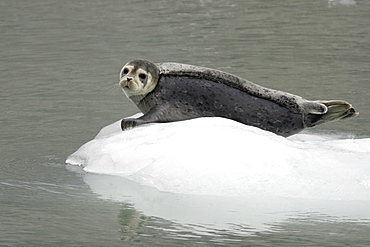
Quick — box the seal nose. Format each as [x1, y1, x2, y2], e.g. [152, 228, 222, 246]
[127, 77, 132, 82]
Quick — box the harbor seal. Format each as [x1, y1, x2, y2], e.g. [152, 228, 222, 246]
[119, 59, 358, 136]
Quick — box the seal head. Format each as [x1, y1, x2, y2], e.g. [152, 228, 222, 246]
[119, 60, 160, 104]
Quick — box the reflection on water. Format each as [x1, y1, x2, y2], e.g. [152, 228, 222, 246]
[328, 0, 357, 8]
[117, 213, 370, 246]
[84, 171, 370, 246]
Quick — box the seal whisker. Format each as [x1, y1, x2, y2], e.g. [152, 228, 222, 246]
[109, 83, 121, 95]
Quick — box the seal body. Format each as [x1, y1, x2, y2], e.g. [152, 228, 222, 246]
[119, 60, 358, 137]
[139, 76, 304, 136]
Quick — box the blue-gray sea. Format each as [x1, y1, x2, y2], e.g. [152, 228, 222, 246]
[1, 0, 369, 246]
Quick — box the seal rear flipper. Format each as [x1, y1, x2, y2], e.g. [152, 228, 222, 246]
[304, 100, 358, 127]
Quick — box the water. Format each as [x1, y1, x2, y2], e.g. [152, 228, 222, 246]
[1, 0, 369, 246]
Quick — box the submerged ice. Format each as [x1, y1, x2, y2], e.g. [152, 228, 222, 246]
[66, 115, 370, 200]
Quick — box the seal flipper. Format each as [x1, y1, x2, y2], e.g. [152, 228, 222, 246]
[121, 106, 178, 131]
[304, 100, 358, 127]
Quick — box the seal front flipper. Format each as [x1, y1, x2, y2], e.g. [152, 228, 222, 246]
[121, 106, 174, 131]
[121, 118, 140, 131]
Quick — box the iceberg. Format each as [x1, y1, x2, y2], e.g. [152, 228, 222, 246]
[66, 114, 370, 201]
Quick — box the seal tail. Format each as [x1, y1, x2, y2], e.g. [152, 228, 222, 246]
[304, 100, 358, 127]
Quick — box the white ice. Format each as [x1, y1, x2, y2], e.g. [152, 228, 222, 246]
[66, 114, 370, 201]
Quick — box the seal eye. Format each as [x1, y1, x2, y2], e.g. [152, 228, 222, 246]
[122, 68, 129, 75]
[139, 73, 147, 80]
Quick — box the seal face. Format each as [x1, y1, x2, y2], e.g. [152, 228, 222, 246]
[119, 59, 358, 136]
[119, 60, 159, 102]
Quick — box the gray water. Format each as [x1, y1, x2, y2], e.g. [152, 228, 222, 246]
[1, 0, 370, 246]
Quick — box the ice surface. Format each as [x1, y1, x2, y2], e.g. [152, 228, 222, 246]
[66, 114, 370, 201]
